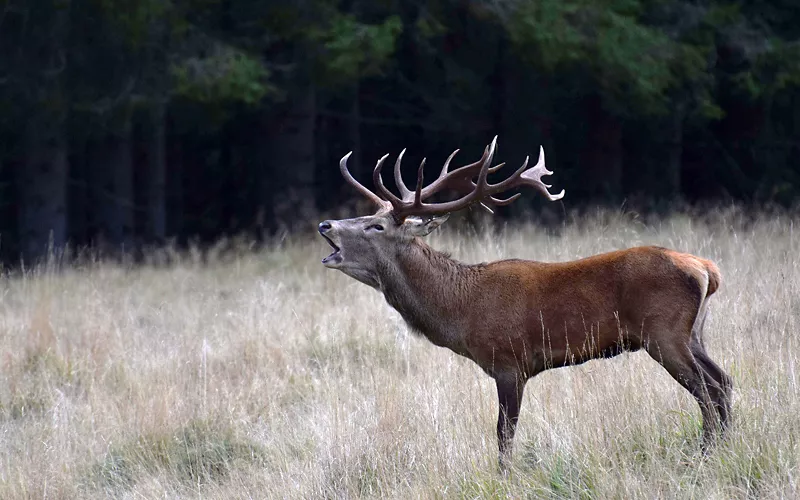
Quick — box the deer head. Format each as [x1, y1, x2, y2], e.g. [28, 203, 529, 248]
[318, 212, 449, 288]
[318, 137, 564, 288]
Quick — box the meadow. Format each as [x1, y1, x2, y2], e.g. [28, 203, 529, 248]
[0, 208, 797, 498]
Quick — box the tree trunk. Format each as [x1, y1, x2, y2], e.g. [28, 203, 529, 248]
[348, 82, 362, 182]
[168, 132, 184, 237]
[147, 102, 167, 241]
[17, 0, 72, 264]
[96, 110, 135, 251]
[268, 79, 317, 229]
[345, 82, 374, 214]
[663, 104, 684, 201]
[582, 95, 623, 201]
[67, 141, 88, 245]
[19, 119, 69, 264]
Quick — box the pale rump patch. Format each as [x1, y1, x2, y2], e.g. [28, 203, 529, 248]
[664, 249, 722, 340]
[664, 250, 711, 297]
[703, 259, 722, 295]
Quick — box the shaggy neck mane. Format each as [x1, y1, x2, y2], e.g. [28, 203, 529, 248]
[378, 237, 480, 347]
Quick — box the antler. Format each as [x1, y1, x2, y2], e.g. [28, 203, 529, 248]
[378, 136, 564, 221]
[339, 152, 392, 212]
[339, 137, 564, 221]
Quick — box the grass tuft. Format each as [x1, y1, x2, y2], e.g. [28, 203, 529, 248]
[88, 419, 268, 492]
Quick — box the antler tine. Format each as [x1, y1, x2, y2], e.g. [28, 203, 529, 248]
[419, 142, 493, 200]
[438, 149, 460, 179]
[393, 149, 413, 199]
[492, 146, 565, 201]
[339, 152, 388, 208]
[477, 136, 498, 188]
[522, 146, 565, 201]
[488, 161, 506, 174]
[414, 158, 426, 206]
[478, 202, 495, 214]
[373, 153, 406, 212]
[391, 137, 498, 220]
[464, 136, 497, 201]
[487, 154, 531, 193]
[488, 193, 522, 206]
[418, 141, 505, 209]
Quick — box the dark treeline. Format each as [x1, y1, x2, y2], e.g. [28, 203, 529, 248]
[1, 1, 799, 264]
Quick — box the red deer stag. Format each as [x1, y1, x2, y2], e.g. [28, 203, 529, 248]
[318, 137, 731, 468]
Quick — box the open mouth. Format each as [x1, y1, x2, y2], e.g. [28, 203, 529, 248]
[320, 233, 342, 265]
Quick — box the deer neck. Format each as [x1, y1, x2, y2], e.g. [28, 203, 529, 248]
[377, 238, 475, 349]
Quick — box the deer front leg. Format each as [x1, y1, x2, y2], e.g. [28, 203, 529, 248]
[495, 373, 526, 471]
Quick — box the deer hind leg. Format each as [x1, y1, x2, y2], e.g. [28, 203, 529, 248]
[646, 342, 725, 449]
[495, 373, 526, 471]
[690, 300, 733, 430]
[690, 342, 733, 432]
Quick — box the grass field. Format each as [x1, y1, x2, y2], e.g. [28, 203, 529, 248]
[0, 208, 798, 498]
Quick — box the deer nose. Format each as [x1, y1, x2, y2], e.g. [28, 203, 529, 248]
[318, 221, 332, 233]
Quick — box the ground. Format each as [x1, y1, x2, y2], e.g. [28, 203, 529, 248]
[0, 207, 797, 498]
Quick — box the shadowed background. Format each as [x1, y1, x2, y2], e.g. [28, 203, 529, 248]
[0, 0, 799, 263]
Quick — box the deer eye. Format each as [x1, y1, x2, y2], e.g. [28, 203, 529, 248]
[366, 224, 384, 232]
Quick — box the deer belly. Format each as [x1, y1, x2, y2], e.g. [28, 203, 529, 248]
[532, 315, 643, 368]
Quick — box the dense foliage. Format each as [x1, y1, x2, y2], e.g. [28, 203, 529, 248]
[0, 0, 798, 262]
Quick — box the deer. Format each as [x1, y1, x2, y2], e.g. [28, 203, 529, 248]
[318, 137, 732, 469]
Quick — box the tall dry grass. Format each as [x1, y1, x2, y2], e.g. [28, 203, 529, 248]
[0, 208, 798, 498]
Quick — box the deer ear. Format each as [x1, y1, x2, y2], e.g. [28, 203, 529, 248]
[405, 214, 450, 236]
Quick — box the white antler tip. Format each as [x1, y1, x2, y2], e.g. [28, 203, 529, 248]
[342, 151, 353, 161]
[536, 146, 546, 167]
[552, 189, 565, 201]
[488, 136, 498, 156]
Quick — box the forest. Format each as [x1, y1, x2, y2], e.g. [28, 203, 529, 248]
[1, 0, 799, 263]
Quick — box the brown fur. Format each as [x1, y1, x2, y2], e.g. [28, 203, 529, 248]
[383, 243, 732, 466]
[320, 214, 731, 469]
[664, 249, 721, 297]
